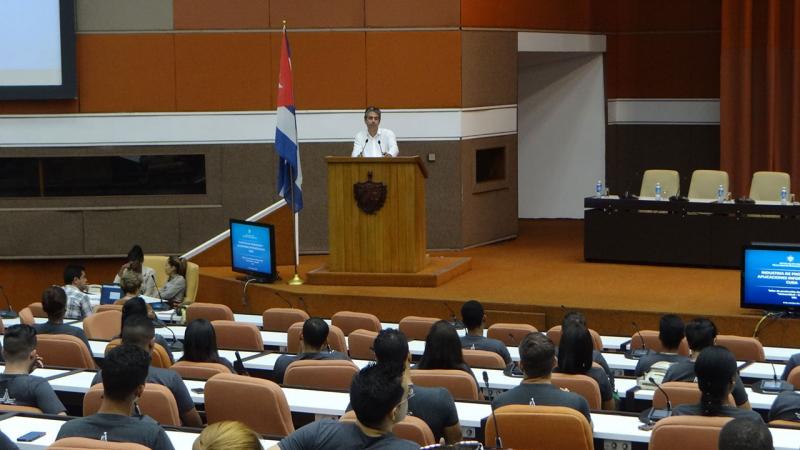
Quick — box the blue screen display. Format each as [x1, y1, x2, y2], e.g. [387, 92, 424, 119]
[230, 222, 272, 276]
[743, 248, 800, 308]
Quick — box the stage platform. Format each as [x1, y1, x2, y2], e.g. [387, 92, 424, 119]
[197, 220, 800, 347]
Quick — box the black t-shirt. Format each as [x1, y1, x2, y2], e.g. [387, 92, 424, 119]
[662, 360, 749, 406]
[0, 374, 66, 414]
[634, 353, 690, 378]
[277, 419, 419, 450]
[672, 403, 763, 421]
[491, 382, 592, 423]
[56, 413, 175, 450]
[273, 351, 351, 384]
[460, 335, 512, 365]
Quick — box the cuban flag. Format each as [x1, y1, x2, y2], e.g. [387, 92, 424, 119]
[275, 27, 303, 212]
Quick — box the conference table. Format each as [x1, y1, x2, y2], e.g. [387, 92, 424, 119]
[584, 196, 800, 267]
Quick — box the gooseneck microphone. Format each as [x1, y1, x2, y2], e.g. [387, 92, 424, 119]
[647, 376, 673, 422]
[149, 274, 170, 312]
[629, 322, 650, 359]
[0, 285, 18, 319]
[274, 291, 293, 309]
[759, 362, 792, 393]
[152, 316, 183, 352]
[483, 371, 503, 449]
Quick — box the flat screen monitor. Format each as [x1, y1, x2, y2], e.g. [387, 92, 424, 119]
[741, 244, 800, 312]
[229, 219, 277, 283]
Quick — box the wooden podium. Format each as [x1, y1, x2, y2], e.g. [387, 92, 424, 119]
[307, 156, 471, 287]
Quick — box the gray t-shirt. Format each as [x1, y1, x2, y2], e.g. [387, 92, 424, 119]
[0, 431, 18, 450]
[634, 352, 690, 378]
[91, 367, 194, 415]
[0, 374, 66, 414]
[277, 419, 419, 450]
[662, 360, 749, 406]
[273, 351, 351, 384]
[781, 353, 800, 380]
[672, 403, 763, 421]
[460, 335, 512, 365]
[56, 413, 174, 450]
[34, 322, 92, 352]
[491, 382, 591, 423]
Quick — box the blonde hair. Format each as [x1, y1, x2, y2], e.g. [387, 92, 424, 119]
[119, 270, 143, 295]
[193, 421, 262, 450]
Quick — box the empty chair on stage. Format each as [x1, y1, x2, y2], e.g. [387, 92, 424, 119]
[749, 171, 791, 201]
[640, 169, 680, 198]
[688, 170, 729, 200]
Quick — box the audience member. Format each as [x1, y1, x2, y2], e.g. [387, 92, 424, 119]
[555, 323, 615, 410]
[768, 390, 800, 422]
[160, 256, 188, 308]
[36, 286, 91, 351]
[372, 328, 461, 443]
[193, 421, 263, 450]
[0, 325, 66, 415]
[116, 270, 145, 305]
[415, 320, 479, 389]
[120, 297, 174, 364]
[273, 318, 350, 384]
[492, 332, 591, 422]
[91, 315, 201, 427]
[114, 244, 157, 297]
[718, 418, 773, 450]
[672, 346, 762, 420]
[272, 364, 418, 450]
[634, 314, 689, 379]
[180, 318, 234, 372]
[662, 318, 751, 409]
[459, 300, 511, 365]
[561, 310, 615, 386]
[62, 264, 92, 320]
[57, 344, 175, 450]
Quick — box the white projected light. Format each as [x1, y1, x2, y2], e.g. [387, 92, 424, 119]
[0, 0, 63, 86]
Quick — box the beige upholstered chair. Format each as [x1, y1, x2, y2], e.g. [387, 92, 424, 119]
[652, 381, 734, 409]
[37, 334, 95, 369]
[462, 349, 506, 370]
[205, 373, 295, 436]
[487, 323, 538, 346]
[18, 307, 35, 326]
[649, 415, 732, 450]
[688, 170, 729, 199]
[331, 311, 381, 335]
[409, 369, 480, 401]
[398, 316, 439, 341]
[749, 171, 791, 201]
[171, 361, 232, 380]
[347, 329, 378, 360]
[283, 359, 359, 390]
[142, 255, 199, 305]
[551, 373, 602, 410]
[105, 338, 172, 368]
[286, 321, 347, 353]
[340, 410, 436, 446]
[262, 307, 309, 332]
[212, 320, 264, 351]
[640, 169, 680, 198]
[48, 438, 149, 450]
[27, 302, 46, 318]
[714, 335, 765, 362]
[185, 302, 234, 323]
[84, 383, 182, 426]
[629, 330, 690, 356]
[787, 366, 800, 390]
[546, 325, 603, 351]
[83, 309, 122, 340]
[486, 405, 593, 450]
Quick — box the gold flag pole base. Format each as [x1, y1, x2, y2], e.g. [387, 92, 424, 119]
[288, 272, 304, 286]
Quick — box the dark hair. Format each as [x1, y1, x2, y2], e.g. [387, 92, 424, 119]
[168, 256, 187, 277]
[102, 344, 151, 402]
[373, 329, 409, 376]
[121, 297, 149, 330]
[302, 318, 329, 349]
[695, 346, 737, 416]
[41, 286, 67, 320]
[63, 264, 85, 285]
[519, 332, 555, 378]
[3, 325, 37, 362]
[416, 320, 468, 373]
[182, 319, 222, 364]
[562, 310, 586, 328]
[685, 317, 717, 351]
[659, 314, 685, 350]
[718, 417, 773, 450]
[121, 315, 155, 349]
[460, 300, 484, 330]
[127, 245, 144, 263]
[557, 323, 593, 374]
[350, 364, 404, 429]
[364, 106, 381, 119]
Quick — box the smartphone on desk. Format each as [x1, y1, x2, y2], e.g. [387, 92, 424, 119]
[17, 431, 46, 442]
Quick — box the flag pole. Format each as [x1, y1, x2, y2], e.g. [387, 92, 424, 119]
[284, 20, 303, 286]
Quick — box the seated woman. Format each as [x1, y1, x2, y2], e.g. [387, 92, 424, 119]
[113, 244, 157, 297]
[114, 270, 144, 306]
[160, 256, 188, 308]
[35, 286, 91, 351]
[120, 297, 174, 364]
[556, 322, 616, 410]
[415, 320, 479, 389]
[193, 421, 263, 450]
[673, 346, 763, 420]
[179, 319, 234, 372]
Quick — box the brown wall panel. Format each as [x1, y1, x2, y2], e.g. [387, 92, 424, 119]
[366, 0, 460, 28]
[366, 32, 461, 109]
[174, 0, 270, 30]
[0, 212, 85, 257]
[174, 33, 271, 111]
[77, 34, 176, 112]
[462, 31, 517, 108]
[461, 0, 592, 31]
[83, 209, 182, 255]
[593, 0, 721, 33]
[605, 32, 721, 99]
[270, 0, 364, 28]
[0, 100, 79, 114]
[77, 0, 173, 32]
[269, 32, 366, 110]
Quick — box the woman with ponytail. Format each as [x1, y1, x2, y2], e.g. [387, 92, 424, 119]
[159, 256, 187, 308]
[673, 346, 762, 420]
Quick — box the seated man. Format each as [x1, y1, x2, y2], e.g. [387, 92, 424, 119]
[35, 286, 91, 351]
[0, 325, 66, 415]
[634, 314, 689, 380]
[459, 300, 512, 366]
[57, 344, 174, 450]
[662, 318, 751, 409]
[372, 328, 461, 444]
[719, 417, 773, 450]
[492, 332, 591, 422]
[272, 318, 350, 384]
[768, 390, 800, 423]
[62, 264, 93, 320]
[91, 315, 202, 427]
[272, 364, 418, 450]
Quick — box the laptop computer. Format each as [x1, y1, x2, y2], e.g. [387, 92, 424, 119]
[99, 284, 123, 305]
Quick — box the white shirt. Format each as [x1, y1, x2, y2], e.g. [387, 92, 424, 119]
[352, 128, 399, 158]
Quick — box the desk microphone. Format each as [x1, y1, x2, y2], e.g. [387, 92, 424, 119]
[152, 316, 183, 352]
[274, 291, 293, 309]
[507, 333, 517, 346]
[647, 376, 672, 422]
[298, 296, 310, 315]
[444, 302, 465, 330]
[149, 274, 170, 312]
[483, 371, 503, 448]
[0, 285, 18, 319]
[758, 363, 793, 393]
[628, 322, 650, 359]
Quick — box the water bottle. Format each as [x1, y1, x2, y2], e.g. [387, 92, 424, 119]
[717, 185, 725, 203]
[654, 182, 662, 201]
[781, 187, 788, 205]
[595, 180, 603, 198]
